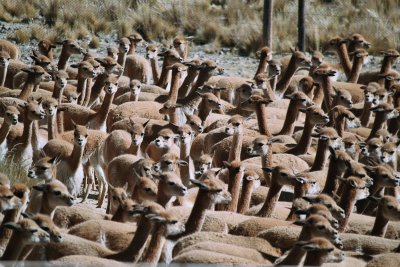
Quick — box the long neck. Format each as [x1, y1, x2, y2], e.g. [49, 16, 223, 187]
[141, 223, 166, 264]
[77, 76, 88, 105]
[312, 84, 324, 107]
[180, 142, 192, 187]
[178, 69, 199, 98]
[228, 132, 243, 162]
[256, 104, 271, 137]
[277, 228, 311, 266]
[360, 101, 372, 127]
[185, 189, 212, 235]
[128, 142, 140, 156]
[150, 57, 160, 84]
[0, 208, 20, 254]
[237, 180, 254, 214]
[287, 115, 314, 155]
[261, 145, 273, 185]
[94, 92, 115, 126]
[52, 84, 65, 105]
[367, 112, 386, 140]
[1, 234, 25, 261]
[57, 49, 70, 71]
[20, 115, 33, 148]
[254, 56, 268, 78]
[168, 71, 181, 104]
[276, 56, 298, 95]
[303, 251, 329, 266]
[83, 78, 94, 106]
[257, 179, 283, 217]
[0, 122, 11, 145]
[198, 100, 212, 122]
[380, 56, 393, 74]
[278, 101, 300, 135]
[338, 186, 357, 232]
[157, 185, 173, 208]
[347, 57, 363, 83]
[192, 70, 211, 90]
[310, 140, 329, 171]
[225, 170, 243, 212]
[322, 77, 334, 110]
[18, 76, 36, 101]
[128, 43, 137, 55]
[130, 94, 139, 102]
[370, 207, 389, 237]
[39, 192, 56, 217]
[68, 143, 84, 171]
[157, 58, 171, 89]
[89, 73, 109, 106]
[0, 64, 8, 87]
[56, 113, 64, 134]
[322, 159, 343, 195]
[111, 205, 126, 222]
[109, 217, 152, 261]
[335, 116, 346, 137]
[117, 53, 127, 70]
[47, 114, 58, 140]
[337, 43, 352, 78]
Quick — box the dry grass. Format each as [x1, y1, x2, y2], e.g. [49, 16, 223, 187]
[1, 0, 400, 54]
[0, 158, 36, 187]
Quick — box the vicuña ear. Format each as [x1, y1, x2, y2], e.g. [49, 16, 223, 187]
[176, 160, 188, 166]
[3, 222, 21, 231]
[222, 161, 231, 168]
[190, 179, 209, 191]
[33, 184, 48, 192]
[262, 167, 275, 173]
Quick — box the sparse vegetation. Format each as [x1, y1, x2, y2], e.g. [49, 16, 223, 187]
[0, 0, 400, 54]
[0, 158, 36, 187]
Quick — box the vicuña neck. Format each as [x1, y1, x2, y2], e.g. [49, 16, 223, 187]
[237, 179, 254, 214]
[322, 159, 344, 196]
[58, 49, 70, 71]
[256, 103, 271, 137]
[337, 43, 352, 78]
[178, 69, 199, 99]
[108, 216, 152, 261]
[18, 77, 36, 101]
[117, 53, 127, 70]
[150, 57, 160, 85]
[168, 70, 182, 104]
[287, 115, 314, 155]
[184, 189, 212, 235]
[347, 57, 363, 83]
[367, 112, 386, 140]
[278, 101, 300, 135]
[0, 208, 21, 255]
[310, 139, 329, 171]
[89, 73, 109, 106]
[180, 142, 192, 187]
[338, 186, 357, 232]
[76, 76, 88, 105]
[276, 56, 298, 95]
[257, 180, 282, 217]
[48, 114, 58, 140]
[360, 101, 372, 127]
[0, 122, 11, 145]
[140, 223, 166, 264]
[228, 132, 243, 162]
[157, 58, 171, 89]
[370, 207, 389, 237]
[0, 64, 8, 87]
